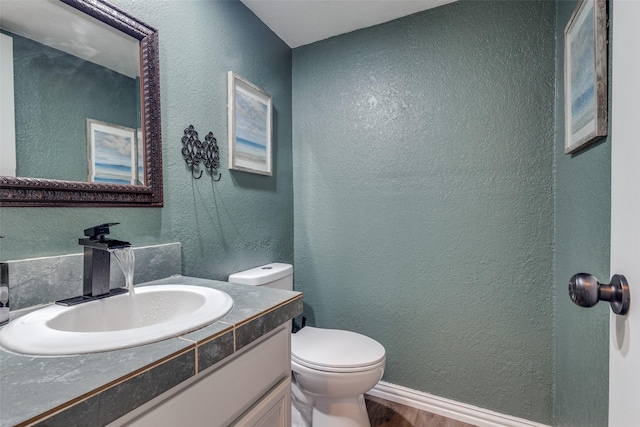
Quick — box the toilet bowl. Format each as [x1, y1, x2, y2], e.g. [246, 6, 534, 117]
[291, 326, 385, 427]
[228, 263, 386, 427]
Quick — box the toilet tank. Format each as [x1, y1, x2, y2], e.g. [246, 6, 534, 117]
[228, 263, 293, 291]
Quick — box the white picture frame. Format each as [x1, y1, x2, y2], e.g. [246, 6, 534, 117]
[228, 72, 272, 176]
[136, 128, 145, 185]
[86, 118, 137, 184]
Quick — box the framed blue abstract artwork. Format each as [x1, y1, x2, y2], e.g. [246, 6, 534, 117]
[86, 119, 137, 184]
[228, 72, 272, 176]
[564, 0, 608, 154]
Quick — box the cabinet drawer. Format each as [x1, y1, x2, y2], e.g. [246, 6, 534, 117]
[119, 325, 290, 427]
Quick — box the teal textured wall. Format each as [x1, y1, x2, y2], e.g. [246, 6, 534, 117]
[0, 0, 293, 280]
[0, 1, 615, 424]
[292, 1, 555, 423]
[553, 1, 611, 426]
[7, 31, 139, 181]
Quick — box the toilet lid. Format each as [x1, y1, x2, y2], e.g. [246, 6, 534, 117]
[291, 327, 385, 370]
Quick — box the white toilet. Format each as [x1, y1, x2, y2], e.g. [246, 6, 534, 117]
[228, 263, 386, 427]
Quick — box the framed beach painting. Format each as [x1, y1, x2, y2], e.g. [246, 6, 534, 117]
[228, 72, 272, 176]
[86, 119, 137, 184]
[564, 0, 608, 154]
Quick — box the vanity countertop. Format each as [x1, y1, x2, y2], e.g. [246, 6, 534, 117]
[0, 276, 303, 427]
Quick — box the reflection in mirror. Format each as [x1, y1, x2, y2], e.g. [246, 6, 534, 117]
[0, 0, 163, 206]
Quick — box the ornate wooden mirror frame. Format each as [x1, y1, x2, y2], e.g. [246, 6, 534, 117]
[0, 0, 163, 207]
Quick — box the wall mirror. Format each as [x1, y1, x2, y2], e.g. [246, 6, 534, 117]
[0, 0, 163, 207]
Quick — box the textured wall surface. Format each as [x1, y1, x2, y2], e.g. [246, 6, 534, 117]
[553, 1, 611, 426]
[292, 1, 555, 423]
[8, 30, 138, 182]
[0, 1, 615, 424]
[0, 0, 293, 281]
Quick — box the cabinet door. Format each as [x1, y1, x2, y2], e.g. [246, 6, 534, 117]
[232, 377, 291, 427]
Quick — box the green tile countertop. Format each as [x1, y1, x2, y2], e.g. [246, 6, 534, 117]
[0, 276, 303, 427]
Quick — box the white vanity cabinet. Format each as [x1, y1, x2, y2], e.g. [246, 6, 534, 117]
[112, 325, 291, 427]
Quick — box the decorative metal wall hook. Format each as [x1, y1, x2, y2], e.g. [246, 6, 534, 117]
[181, 125, 222, 181]
[181, 125, 204, 179]
[202, 132, 222, 181]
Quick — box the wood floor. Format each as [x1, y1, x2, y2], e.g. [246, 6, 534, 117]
[365, 395, 477, 427]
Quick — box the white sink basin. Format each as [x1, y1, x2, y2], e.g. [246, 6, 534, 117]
[0, 285, 233, 356]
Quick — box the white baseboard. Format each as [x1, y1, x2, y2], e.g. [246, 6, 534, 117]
[368, 381, 551, 427]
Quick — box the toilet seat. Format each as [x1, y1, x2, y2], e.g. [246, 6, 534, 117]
[291, 326, 386, 373]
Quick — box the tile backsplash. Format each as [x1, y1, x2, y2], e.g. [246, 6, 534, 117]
[5, 243, 181, 310]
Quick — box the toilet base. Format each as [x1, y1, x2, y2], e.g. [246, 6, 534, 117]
[310, 394, 371, 427]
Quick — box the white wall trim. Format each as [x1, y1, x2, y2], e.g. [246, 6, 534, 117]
[368, 381, 551, 427]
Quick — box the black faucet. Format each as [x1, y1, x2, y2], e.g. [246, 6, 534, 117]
[79, 223, 131, 251]
[56, 223, 131, 306]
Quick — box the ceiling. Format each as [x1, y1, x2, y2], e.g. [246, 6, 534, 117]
[240, 0, 458, 48]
